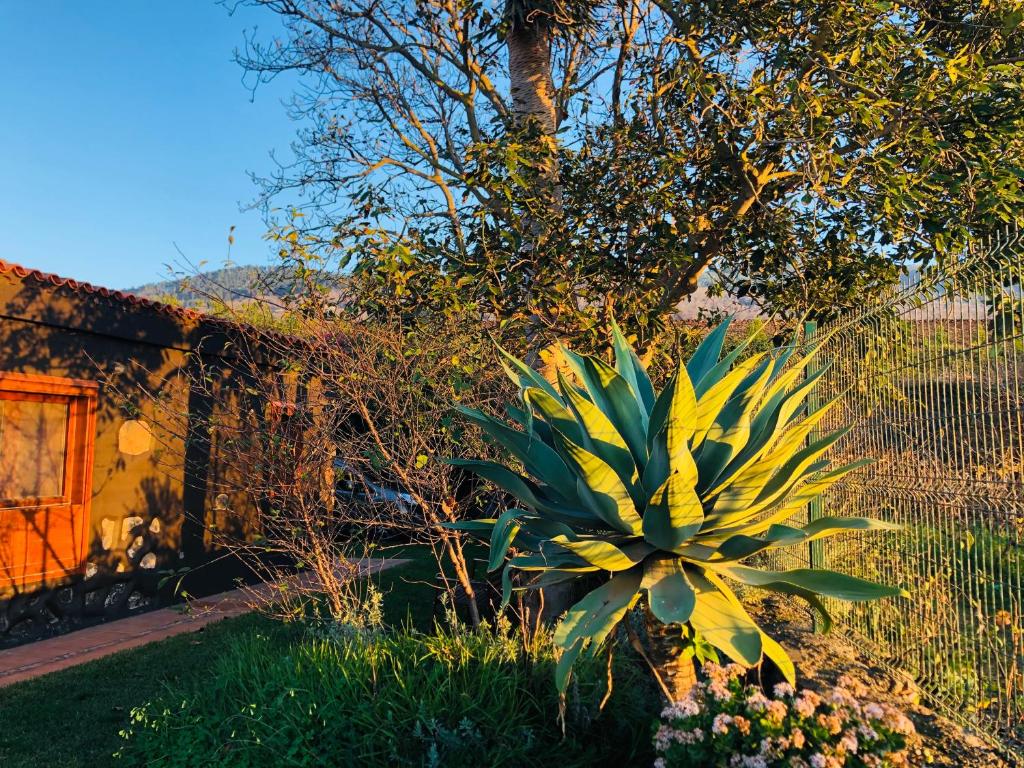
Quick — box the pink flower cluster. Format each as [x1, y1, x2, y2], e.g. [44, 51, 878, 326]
[652, 662, 917, 767]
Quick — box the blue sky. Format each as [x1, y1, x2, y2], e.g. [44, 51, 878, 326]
[0, 1, 298, 289]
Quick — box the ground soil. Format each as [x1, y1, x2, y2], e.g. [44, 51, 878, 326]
[747, 594, 1015, 767]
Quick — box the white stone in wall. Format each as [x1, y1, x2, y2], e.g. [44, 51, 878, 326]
[139, 553, 157, 569]
[121, 516, 144, 542]
[127, 536, 144, 559]
[100, 518, 116, 550]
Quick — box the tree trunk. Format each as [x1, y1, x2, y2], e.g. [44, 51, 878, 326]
[645, 607, 699, 702]
[507, 14, 558, 137]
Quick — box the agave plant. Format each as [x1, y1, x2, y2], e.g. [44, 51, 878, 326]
[447, 319, 904, 699]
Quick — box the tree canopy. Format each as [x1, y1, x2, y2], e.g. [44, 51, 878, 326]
[238, 0, 1024, 345]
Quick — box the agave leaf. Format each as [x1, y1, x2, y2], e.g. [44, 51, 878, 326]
[686, 317, 732, 386]
[506, 404, 553, 450]
[579, 356, 649, 460]
[666, 368, 699, 461]
[446, 459, 599, 527]
[509, 553, 599, 572]
[516, 569, 589, 592]
[554, 432, 644, 535]
[705, 362, 829, 497]
[709, 516, 894, 562]
[692, 354, 767, 450]
[719, 565, 906, 602]
[646, 373, 675, 453]
[488, 508, 524, 571]
[496, 344, 562, 401]
[501, 565, 513, 609]
[642, 557, 696, 625]
[557, 371, 640, 500]
[711, 459, 872, 539]
[456, 405, 578, 502]
[712, 524, 807, 561]
[758, 630, 796, 684]
[518, 517, 579, 540]
[610, 317, 656, 414]
[747, 426, 853, 515]
[697, 356, 775, 492]
[705, 408, 846, 530]
[554, 566, 643, 651]
[643, 471, 704, 551]
[555, 637, 586, 692]
[440, 519, 498, 533]
[692, 332, 755, 399]
[800, 515, 900, 542]
[550, 536, 654, 571]
[523, 388, 584, 445]
[687, 568, 763, 666]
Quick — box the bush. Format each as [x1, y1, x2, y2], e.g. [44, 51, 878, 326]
[115, 619, 656, 767]
[652, 663, 916, 768]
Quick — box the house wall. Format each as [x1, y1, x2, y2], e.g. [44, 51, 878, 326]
[0, 270, 263, 645]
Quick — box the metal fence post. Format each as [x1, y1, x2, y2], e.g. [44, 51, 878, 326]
[803, 320, 823, 631]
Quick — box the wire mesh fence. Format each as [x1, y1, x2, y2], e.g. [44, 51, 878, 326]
[766, 225, 1024, 750]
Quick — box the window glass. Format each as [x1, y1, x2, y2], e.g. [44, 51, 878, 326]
[0, 398, 69, 501]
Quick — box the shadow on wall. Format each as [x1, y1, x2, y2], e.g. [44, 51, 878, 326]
[0, 478, 183, 644]
[0, 275, 262, 645]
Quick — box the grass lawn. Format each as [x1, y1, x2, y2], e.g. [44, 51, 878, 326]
[0, 548, 441, 768]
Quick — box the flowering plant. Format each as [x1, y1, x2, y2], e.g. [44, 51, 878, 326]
[653, 662, 916, 767]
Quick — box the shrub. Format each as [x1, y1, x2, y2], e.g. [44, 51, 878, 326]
[115, 619, 657, 767]
[653, 662, 916, 768]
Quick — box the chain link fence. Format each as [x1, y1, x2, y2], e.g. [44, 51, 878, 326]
[766, 225, 1024, 751]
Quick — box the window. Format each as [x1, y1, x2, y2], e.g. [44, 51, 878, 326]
[0, 373, 97, 593]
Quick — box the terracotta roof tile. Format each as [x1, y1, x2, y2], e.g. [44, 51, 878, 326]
[0, 259, 209, 323]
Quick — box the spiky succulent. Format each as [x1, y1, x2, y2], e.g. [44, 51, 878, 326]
[449, 319, 904, 691]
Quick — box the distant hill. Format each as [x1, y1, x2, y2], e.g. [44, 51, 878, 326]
[129, 263, 759, 317]
[128, 265, 278, 306]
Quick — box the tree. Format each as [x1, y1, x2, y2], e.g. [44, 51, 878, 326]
[235, 0, 1024, 346]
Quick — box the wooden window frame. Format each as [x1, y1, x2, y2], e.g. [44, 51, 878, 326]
[0, 372, 98, 580]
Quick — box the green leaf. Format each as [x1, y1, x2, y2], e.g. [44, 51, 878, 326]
[550, 536, 653, 571]
[643, 471, 704, 551]
[758, 630, 795, 684]
[553, 432, 643, 534]
[555, 637, 585, 692]
[523, 388, 584, 445]
[440, 519, 498, 533]
[666, 368, 699, 461]
[446, 459, 598, 526]
[488, 509, 524, 571]
[698, 356, 774, 492]
[686, 317, 732, 385]
[692, 354, 767, 450]
[456, 405, 577, 502]
[558, 371, 639, 498]
[642, 557, 696, 625]
[687, 568, 763, 666]
[719, 565, 906, 602]
[496, 344, 561, 402]
[580, 356, 649, 462]
[554, 566, 643, 651]
[610, 317, 656, 414]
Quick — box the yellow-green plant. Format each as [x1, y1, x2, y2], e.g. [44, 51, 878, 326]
[448, 319, 904, 696]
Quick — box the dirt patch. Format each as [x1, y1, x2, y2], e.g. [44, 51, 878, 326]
[748, 594, 1014, 767]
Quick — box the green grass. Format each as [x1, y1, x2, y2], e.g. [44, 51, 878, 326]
[0, 549, 449, 768]
[114, 620, 655, 767]
[0, 612, 287, 768]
